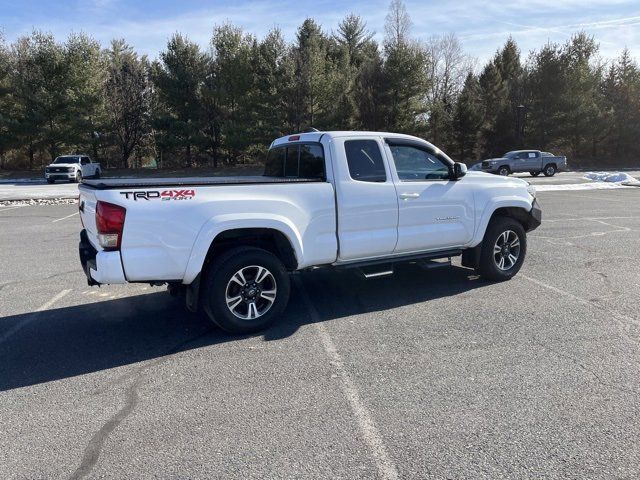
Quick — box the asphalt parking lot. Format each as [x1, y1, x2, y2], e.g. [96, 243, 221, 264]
[1, 188, 640, 479]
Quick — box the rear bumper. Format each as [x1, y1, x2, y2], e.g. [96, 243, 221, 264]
[526, 199, 542, 231]
[79, 229, 127, 285]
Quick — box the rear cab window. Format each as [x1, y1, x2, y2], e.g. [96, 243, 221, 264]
[264, 143, 325, 180]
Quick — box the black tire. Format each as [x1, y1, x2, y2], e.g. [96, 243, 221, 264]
[94, 170, 101, 179]
[73, 171, 82, 183]
[543, 164, 556, 177]
[476, 216, 526, 281]
[498, 166, 510, 176]
[202, 246, 290, 334]
[47, 179, 54, 184]
[529, 171, 540, 177]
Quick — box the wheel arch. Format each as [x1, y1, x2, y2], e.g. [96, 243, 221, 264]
[471, 198, 534, 246]
[204, 228, 298, 272]
[464, 205, 531, 270]
[182, 216, 303, 284]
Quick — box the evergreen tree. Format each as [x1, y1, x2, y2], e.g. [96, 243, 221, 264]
[382, 0, 429, 134]
[65, 33, 105, 159]
[152, 34, 207, 165]
[478, 38, 523, 157]
[453, 73, 483, 161]
[210, 24, 255, 162]
[0, 35, 17, 168]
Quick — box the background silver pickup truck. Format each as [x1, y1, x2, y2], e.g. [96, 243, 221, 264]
[481, 150, 567, 177]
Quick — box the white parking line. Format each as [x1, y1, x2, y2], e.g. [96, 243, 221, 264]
[294, 277, 399, 480]
[0, 289, 72, 344]
[0, 205, 26, 212]
[521, 274, 640, 330]
[52, 211, 79, 223]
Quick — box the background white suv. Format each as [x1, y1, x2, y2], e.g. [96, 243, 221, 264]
[45, 155, 101, 183]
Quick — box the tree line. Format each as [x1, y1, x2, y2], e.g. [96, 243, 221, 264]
[1, 0, 639, 170]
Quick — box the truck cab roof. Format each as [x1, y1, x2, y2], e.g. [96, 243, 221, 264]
[270, 130, 447, 157]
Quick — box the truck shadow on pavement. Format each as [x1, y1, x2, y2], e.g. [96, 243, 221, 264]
[0, 264, 489, 391]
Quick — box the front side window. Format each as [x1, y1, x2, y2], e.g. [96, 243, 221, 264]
[344, 140, 386, 182]
[389, 146, 450, 181]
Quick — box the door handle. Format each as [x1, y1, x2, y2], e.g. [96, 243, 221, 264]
[399, 193, 420, 199]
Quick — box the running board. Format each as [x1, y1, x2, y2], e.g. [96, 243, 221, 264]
[417, 258, 452, 270]
[336, 249, 462, 270]
[358, 265, 394, 279]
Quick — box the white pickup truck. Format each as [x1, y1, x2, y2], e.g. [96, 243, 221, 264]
[45, 155, 101, 183]
[78, 131, 541, 333]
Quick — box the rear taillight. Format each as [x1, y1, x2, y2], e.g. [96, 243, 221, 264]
[96, 201, 126, 250]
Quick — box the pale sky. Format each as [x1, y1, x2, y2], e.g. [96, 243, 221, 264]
[1, 0, 639, 64]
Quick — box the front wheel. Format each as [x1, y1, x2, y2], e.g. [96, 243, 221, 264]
[498, 166, 510, 176]
[46, 178, 54, 184]
[476, 216, 526, 281]
[530, 171, 540, 177]
[202, 247, 291, 334]
[73, 171, 82, 183]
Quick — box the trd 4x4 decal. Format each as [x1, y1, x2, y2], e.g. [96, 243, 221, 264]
[120, 189, 196, 201]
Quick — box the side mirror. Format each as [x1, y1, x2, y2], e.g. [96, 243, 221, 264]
[453, 162, 467, 179]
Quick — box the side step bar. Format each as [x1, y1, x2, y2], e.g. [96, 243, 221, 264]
[417, 258, 452, 270]
[358, 265, 394, 279]
[337, 248, 462, 269]
[346, 249, 461, 279]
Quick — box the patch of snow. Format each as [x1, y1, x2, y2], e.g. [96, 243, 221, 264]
[584, 171, 640, 186]
[535, 182, 635, 192]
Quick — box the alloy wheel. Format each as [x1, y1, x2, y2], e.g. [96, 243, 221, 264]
[493, 230, 521, 271]
[224, 265, 277, 320]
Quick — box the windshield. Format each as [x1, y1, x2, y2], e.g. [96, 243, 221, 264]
[53, 156, 80, 164]
[504, 152, 518, 159]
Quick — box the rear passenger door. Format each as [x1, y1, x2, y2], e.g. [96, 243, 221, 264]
[333, 137, 399, 261]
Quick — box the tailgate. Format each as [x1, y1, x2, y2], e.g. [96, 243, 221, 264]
[78, 185, 100, 249]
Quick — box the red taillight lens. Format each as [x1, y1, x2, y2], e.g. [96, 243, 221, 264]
[96, 201, 126, 250]
[288, 135, 300, 141]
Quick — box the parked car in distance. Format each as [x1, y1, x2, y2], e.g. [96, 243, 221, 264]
[45, 155, 101, 184]
[78, 131, 541, 334]
[481, 150, 567, 177]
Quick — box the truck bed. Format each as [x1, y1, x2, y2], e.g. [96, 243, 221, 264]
[81, 176, 321, 190]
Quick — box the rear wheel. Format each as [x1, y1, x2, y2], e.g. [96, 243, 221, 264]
[543, 164, 556, 177]
[498, 166, 510, 176]
[476, 216, 526, 281]
[94, 169, 101, 179]
[202, 247, 290, 334]
[529, 171, 540, 177]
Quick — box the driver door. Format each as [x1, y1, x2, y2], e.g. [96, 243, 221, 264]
[386, 143, 475, 253]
